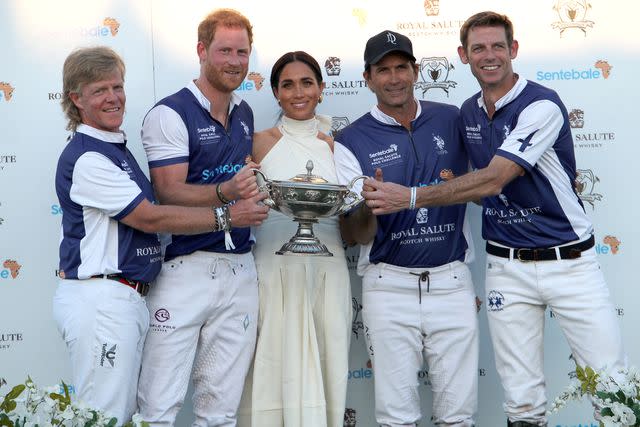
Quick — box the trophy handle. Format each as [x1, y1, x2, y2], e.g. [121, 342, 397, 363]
[250, 168, 277, 209]
[337, 175, 368, 215]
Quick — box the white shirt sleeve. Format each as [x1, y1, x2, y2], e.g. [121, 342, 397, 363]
[497, 99, 564, 170]
[334, 141, 365, 193]
[70, 152, 144, 217]
[141, 104, 190, 166]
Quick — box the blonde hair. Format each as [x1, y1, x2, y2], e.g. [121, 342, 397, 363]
[61, 46, 125, 131]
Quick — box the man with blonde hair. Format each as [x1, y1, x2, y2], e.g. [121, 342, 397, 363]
[137, 9, 266, 427]
[54, 46, 265, 424]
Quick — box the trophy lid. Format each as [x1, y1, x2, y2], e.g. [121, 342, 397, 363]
[289, 160, 328, 184]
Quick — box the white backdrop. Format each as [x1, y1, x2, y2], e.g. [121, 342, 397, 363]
[1, 1, 638, 426]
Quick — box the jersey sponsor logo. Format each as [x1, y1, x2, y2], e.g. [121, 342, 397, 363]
[433, 134, 448, 154]
[415, 57, 457, 97]
[0, 82, 14, 102]
[100, 343, 117, 367]
[484, 204, 542, 225]
[416, 208, 429, 224]
[575, 169, 603, 209]
[552, 0, 594, 37]
[596, 235, 621, 255]
[324, 57, 341, 77]
[343, 407, 357, 426]
[201, 163, 244, 181]
[368, 144, 402, 167]
[351, 297, 364, 339]
[1, 259, 21, 280]
[390, 223, 455, 246]
[137, 244, 162, 263]
[235, 71, 265, 92]
[465, 124, 482, 144]
[536, 60, 612, 81]
[197, 125, 222, 145]
[487, 290, 505, 311]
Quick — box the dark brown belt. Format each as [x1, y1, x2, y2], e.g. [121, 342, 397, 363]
[92, 274, 150, 296]
[486, 235, 595, 262]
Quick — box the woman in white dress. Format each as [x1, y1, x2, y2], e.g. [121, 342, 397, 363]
[238, 51, 351, 427]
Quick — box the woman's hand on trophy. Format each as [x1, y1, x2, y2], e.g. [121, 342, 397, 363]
[228, 192, 270, 227]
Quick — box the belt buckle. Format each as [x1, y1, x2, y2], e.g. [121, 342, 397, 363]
[516, 249, 532, 262]
[135, 282, 149, 296]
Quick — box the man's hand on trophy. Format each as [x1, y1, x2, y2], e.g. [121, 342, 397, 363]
[222, 161, 261, 201]
[228, 192, 270, 227]
[362, 168, 411, 215]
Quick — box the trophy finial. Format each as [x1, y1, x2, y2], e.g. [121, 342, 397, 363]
[306, 160, 314, 176]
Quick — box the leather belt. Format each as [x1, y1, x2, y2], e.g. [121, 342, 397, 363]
[92, 274, 150, 296]
[486, 235, 595, 262]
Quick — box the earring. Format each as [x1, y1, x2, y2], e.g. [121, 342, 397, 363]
[318, 94, 323, 104]
[277, 99, 281, 106]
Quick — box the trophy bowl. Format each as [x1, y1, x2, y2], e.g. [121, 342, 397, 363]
[253, 160, 366, 256]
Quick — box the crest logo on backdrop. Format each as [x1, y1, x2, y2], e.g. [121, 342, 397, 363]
[324, 57, 341, 77]
[552, 0, 595, 36]
[415, 57, 457, 96]
[575, 169, 603, 209]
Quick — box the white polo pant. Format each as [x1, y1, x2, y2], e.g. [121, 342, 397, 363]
[485, 246, 627, 426]
[362, 261, 478, 427]
[137, 251, 259, 427]
[53, 278, 149, 424]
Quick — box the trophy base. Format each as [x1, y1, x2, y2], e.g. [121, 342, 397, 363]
[275, 219, 334, 257]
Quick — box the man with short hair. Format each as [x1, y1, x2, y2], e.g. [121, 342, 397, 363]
[54, 46, 256, 425]
[361, 12, 627, 427]
[136, 8, 268, 427]
[334, 30, 478, 427]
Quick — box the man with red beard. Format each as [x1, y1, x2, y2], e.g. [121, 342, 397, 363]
[137, 9, 269, 426]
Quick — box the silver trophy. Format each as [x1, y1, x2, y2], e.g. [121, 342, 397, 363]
[253, 160, 366, 256]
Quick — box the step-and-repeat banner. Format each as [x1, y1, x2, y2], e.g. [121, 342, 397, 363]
[1, 1, 638, 426]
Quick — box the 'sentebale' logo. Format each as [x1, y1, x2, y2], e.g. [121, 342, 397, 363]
[1, 260, 21, 279]
[552, 0, 594, 36]
[247, 72, 265, 90]
[594, 60, 612, 79]
[0, 83, 14, 101]
[103, 17, 120, 36]
[602, 235, 621, 254]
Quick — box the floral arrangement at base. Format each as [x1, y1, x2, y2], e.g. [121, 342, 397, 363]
[0, 377, 148, 427]
[551, 365, 640, 427]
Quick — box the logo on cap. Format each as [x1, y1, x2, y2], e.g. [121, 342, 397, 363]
[386, 32, 397, 44]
